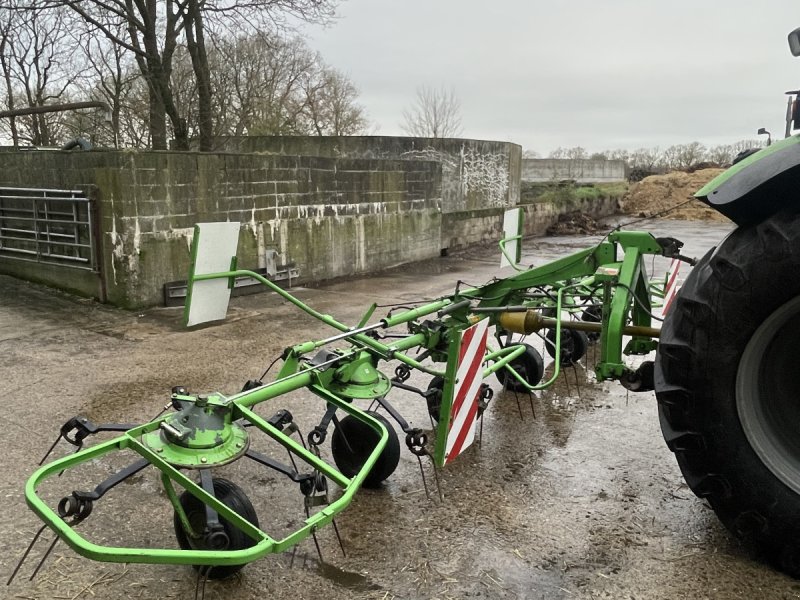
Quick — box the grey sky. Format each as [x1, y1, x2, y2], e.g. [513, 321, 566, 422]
[301, 0, 800, 154]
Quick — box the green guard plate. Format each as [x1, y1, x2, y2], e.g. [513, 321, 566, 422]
[141, 423, 249, 468]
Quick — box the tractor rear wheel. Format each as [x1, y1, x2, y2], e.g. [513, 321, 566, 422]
[655, 210, 800, 577]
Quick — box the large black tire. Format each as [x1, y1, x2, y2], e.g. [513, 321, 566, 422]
[331, 410, 401, 488]
[495, 343, 545, 392]
[655, 211, 800, 577]
[173, 477, 259, 579]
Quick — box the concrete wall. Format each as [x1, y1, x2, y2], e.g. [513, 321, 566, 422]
[0, 150, 441, 308]
[0, 142, 623, 310]
[519, 196, 620, 237]
[522, 159, 626, 183]
[212, 136, 522, 251]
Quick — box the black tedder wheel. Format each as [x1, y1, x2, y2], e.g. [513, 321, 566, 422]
[331, 410, 401, 488]
[495, 343, 545, 392]
[655, 210, 800, 577]
[544, 328, 588, 365]
[581, 305, 602, 343]
[426, 376, 445, 423]
[173, 477, 259, 580]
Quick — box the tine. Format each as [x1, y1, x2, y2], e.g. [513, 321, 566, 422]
[38, 435, 62, 466]
[416, 454, 430, 500]
[331, 519, 346, 558]
[7, 523, 48, 586]
[430, 456, 444, 503]
[28, 535, 59, 581]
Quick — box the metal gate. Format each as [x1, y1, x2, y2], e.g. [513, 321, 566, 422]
[0, 187, 96, 270]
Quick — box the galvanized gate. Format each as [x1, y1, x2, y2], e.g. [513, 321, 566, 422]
[0, 187, 96, 270]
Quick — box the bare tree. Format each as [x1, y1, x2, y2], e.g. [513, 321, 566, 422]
[661, 142, 707, 171]
[608, 148, 630, 163]
[565, 146, 588, 160]
[629, 147, 661, 170]
[0, 2, 81, 146]
[39, 0, 336, 150]
[302, 68, 368, 136]
[401, 85, 463, 138]
[196, 32, 367, 139]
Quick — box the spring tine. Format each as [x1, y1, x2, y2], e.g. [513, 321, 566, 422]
[28, 535, 59, 581]
[201, 570, 210, 600]
[38, 435, 62, 466]
[305, 506, 324, 563]
[194, 568, 210, 600]
[331, 519, 346, 558]
[528, 392, 536, 419]
[430, 456, 444, 503]
[57, 443, 83, 477]
[513, 390, 524, 420]
[310, 530, 324, 563]
[572, 365, 581, 399]
[7, 523, 48, 586]
[563, 367, 571, 396]
[416, 454, 430, 500]
[478, 414, 484, 447]
[289, 545, 297, 568]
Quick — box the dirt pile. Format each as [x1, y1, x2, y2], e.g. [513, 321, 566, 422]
[620, 169, 730, 222]
[546, 211, 604, 235]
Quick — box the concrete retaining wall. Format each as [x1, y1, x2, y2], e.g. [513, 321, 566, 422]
[212, 136, 521, 251]
[0, 143, 622, 309]
[0, 150, 441, 308]
[522, 159, 626, 183]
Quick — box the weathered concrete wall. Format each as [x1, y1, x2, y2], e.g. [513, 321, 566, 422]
[0, 150, 441, 308]
[522, 159, 626, 183]
[212, 136, 522, 251]
[519, 196, 620, 237]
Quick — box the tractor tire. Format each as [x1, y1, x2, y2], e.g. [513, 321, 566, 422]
[655, 210, 800, 577]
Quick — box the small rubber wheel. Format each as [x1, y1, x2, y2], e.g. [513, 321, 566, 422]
[495, 343, 545, 392]
[173, 477, 259, 580]
[426, 376, 445, 423]
[581, 305, 602, 343]
[331, 411, 401, 488]
[544, 328, 588, 365]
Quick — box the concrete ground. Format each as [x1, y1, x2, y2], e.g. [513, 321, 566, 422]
[3, 218, 800, 600]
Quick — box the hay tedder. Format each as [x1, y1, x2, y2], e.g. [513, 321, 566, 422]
[11, 211, 693, 584]
[12, 27, 800, 590]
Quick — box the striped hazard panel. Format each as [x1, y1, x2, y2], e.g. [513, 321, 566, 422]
[663, 258, 682, 315]
[444, 319, 489, 464]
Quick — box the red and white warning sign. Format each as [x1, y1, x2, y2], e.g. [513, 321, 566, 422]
[662, 258, 682, 315]
[444, 318, 489, 465]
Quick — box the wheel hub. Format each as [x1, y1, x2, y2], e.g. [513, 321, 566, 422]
[737, 295, 800, 495]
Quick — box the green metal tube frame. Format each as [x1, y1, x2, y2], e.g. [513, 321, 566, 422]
[25, 230, 669, 569]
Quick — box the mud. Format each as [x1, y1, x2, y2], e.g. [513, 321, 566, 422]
[3, 218, 800, 600]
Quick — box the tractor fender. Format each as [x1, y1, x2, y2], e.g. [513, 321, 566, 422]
[695, 134, 800, 226]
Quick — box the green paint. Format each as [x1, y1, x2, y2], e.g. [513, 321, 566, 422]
[695, 134, 800, 198]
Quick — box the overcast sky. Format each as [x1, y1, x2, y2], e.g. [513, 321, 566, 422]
[300, 0, 800, 154]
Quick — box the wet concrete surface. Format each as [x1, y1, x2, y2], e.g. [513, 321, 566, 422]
[2, 218, 800, 599]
